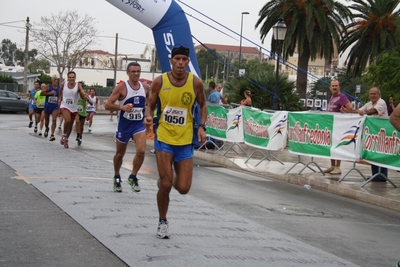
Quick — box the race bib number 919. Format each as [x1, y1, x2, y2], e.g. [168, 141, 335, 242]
[163, 106, 187, 126]
[123, 107, 143, 121]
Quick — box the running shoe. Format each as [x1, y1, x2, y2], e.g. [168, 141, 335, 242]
[63, 139, 69, 149]
[60, 135, 66, 145]
[38, 131, 42, 136]
[28, 121, 33, 128]
[157, 221, 170, 239]
[44, 127, 49, 138]
[88, 127, 92, 133]
[113, 176, 122, 193]
[58, 125, 61, 130]
[77, 136, 82, 146]
[49, 135, 56, 141]
[75, 134, 80, 141]
[127, 175, 141, 192]
[34, 126, 38, 133]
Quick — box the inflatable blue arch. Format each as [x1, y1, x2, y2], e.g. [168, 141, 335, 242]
[106, 0, 200, 77]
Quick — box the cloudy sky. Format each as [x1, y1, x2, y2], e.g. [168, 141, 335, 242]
[1, 0, 268, 56]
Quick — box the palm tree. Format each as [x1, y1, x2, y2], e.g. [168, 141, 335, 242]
[340, 0, 400, 78]
[255, 0, 352, 98]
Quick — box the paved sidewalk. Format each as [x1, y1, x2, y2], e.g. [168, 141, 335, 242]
[188, 141, 400, 212]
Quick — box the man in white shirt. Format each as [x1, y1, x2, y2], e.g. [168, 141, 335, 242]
[341, 87, 388, 181]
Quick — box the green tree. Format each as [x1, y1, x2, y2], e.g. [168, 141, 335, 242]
[36, 72, 52, 85]
[1, 39, 37, 66]
[224, 71, 303, 111]
[1, 39, 18, 65]
[0, 73, 15, 83]
[245, 59, 274, 76]
[255, 0, 352, 98]
[362, 47, 400, 101]
[196, 48, 224, 81]
[28, 58, 51, 73]
[340, 0, 400, 78]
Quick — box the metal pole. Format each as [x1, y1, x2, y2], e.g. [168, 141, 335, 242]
[238, 12, 249, 75]
[113, 33, 118, 88]
[273, 41, 281, 110]
[23, 17, 30, 93]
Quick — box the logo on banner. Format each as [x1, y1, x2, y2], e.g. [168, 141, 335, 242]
[335, 121, 361, 150]
[228, 112, 242, 131]
[124, 0, 145, 13]
[271, 115, 287, 139]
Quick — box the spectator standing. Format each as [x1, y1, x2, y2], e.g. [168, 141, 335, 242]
[341, 87, 389, 181]
[324, 80, 353, 175]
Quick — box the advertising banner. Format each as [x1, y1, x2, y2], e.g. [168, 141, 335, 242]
[362, 117, 400, 170]
[206, 105, 243, 142]
[206, 105, 228, 140]
[242, 109, 288, 150]
[288, 112, 364, 160]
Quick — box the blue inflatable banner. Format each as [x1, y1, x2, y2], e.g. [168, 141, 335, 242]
[105, 0, 201, 77]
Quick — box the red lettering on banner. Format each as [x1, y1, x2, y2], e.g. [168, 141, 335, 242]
[243, 118, 269, 138]
[288, 121, 331, 146]
[206, 112, 227, 130]
[363, 127, 400, 155]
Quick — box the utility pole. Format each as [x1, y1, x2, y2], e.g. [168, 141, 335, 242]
[23, 17, 31, 93]
[113, 33, 118, 88]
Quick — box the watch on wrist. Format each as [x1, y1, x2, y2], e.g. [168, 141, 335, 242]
[199, 124, 206, 131]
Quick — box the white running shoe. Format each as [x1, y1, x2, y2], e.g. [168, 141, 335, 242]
[157, 221, 170, 239]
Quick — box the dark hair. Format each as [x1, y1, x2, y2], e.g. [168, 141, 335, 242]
[209, 81, 216, 89]
[171, 44, 190, 58]
[126, 62, 141, 72]
[67, 71, 76, 77]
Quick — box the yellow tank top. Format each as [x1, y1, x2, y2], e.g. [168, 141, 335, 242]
[156, 72, 195, 145]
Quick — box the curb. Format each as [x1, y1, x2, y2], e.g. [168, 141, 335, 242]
[146, 139, 400, 212]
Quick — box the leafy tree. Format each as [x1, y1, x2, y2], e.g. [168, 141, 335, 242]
[361, 47, 400, 102]
[36, 72, 52, 85]
[340, 0, 400, 78]
[31, 10, 99, 80]
[255, 0, 352, 99]
[28, 58, 51, 73]
[196, 48, 224, 81]
[244, 59, 274, 77]
[0, 73, 15, 83]
[1, 39, 18, 65]
[1, 39, 37, 66]
[224, 71, 303, 111]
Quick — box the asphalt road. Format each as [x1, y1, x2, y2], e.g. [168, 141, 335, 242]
[1, 113, 399, 267]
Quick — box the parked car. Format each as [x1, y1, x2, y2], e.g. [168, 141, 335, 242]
[0, 90, 28, 113]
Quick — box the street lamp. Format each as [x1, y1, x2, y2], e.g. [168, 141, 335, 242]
[238, 11, 249, 76]
[272, 18, 287, 109]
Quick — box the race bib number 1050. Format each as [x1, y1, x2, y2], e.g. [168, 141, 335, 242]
[163, 106, 187, 126]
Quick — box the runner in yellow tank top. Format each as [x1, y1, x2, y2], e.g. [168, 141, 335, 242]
[156, 72, 195, 145]
[144, 44, 207, 239]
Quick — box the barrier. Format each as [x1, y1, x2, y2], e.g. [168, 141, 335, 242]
[204, 107, 399, 187]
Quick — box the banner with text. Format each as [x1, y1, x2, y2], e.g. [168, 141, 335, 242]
[287, 112, 365, 161]
[362, 117, 400, 170]
[206, 105, 243, 142]
[242, 109, 288, 150]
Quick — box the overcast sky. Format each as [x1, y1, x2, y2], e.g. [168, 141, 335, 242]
[1, 0, 268, 56]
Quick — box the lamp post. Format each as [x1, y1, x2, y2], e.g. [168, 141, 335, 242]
[272, 18, 287, 109]
[238, 11, 249, 76]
